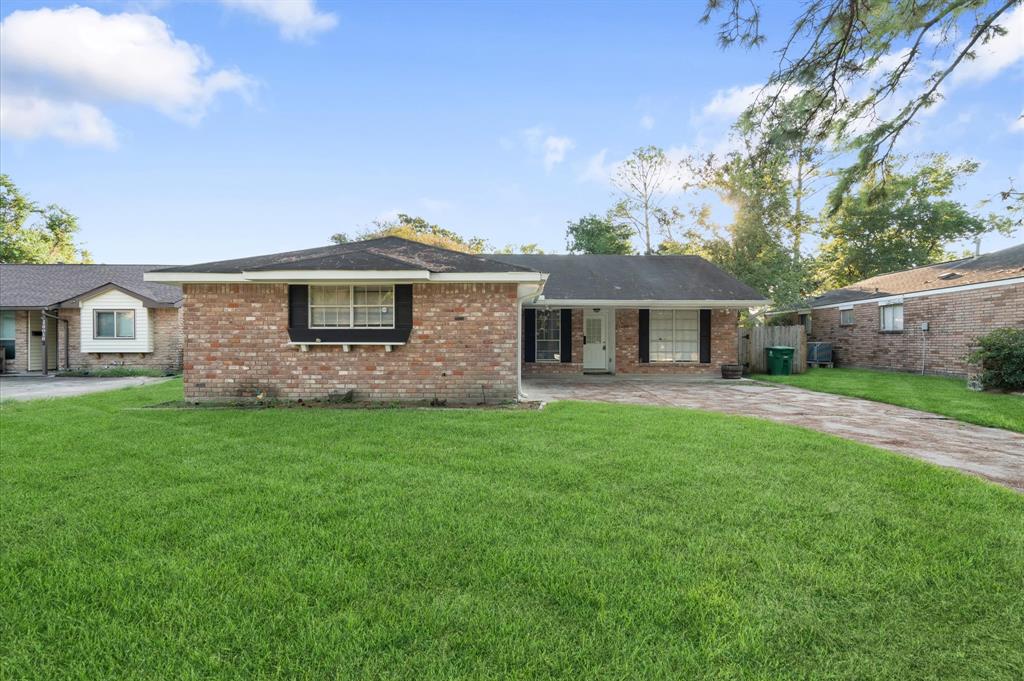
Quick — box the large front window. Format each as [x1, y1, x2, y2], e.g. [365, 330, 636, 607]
[649, 309, 699, 362]
[309, 285, 395, 328]
[94, 310, 135, 339]
[535, 309, 561, 362]
[880, 303, 903, 332]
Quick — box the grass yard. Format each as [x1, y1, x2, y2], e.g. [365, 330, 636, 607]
[755, 367, 1024, 433]
[2, 380, 1023, 679]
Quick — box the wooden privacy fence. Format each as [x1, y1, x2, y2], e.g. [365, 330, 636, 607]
[740, 325, 807, 374]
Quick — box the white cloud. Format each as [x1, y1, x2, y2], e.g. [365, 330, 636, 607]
[951, 5, 1024, 86]
[219, 0, 337, 41]
[0, 6, 253, 146]
[640, 114, 655, 130]
[0, 93, 116, 148]
[517, 126, 575, 171]
[700, 84, 761, 120]
[580, 149, 613, 184]
[542, 135, 574, 171]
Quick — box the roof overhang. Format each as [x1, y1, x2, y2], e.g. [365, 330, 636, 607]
[144, 270, 548, 285]
[807, 275, 1024, 310]
[55, 282, 181, 308]
[526, 298, 769, 308]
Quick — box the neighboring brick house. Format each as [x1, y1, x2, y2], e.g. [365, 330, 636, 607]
[0, 264, 184, 374]
[776, 244, 1024, 377]
[145, 237, 767, 402]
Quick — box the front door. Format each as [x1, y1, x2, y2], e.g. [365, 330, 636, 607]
[27, 311, 57, 371]
[583, 310, 608, 372]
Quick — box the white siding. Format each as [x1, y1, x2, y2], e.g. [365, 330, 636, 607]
[80, 290, 154, 353]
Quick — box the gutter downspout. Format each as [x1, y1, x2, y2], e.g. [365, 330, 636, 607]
[515, 278, 547, 401]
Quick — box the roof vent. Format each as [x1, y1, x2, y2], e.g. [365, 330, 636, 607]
[938, 272, 961, 280]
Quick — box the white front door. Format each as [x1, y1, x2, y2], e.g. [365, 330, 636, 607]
[583, 310, 608, 372]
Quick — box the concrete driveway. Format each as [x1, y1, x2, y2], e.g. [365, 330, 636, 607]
[0, 375, 171, 402]
[523, 375, 1024, 492]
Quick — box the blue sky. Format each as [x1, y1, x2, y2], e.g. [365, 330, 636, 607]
[1, 0, 1021, 264]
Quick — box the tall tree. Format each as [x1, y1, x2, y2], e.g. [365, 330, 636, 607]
[492, 243, 546, 254]
[701, 0, 1023, 210]
[609, 146, 682, 254]
[332, 214, 488, 253]
[674, 143, 812, 306]
[817, 154, 1013, 287]
[565, 214, 635, 254]
[0, 175, 91, 263]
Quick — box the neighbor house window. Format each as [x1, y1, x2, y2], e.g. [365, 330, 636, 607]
[649, 309, 699, 362]
[839, 308, 854, 326]
[535, 309, 561, 361]
[0, 310, 15, 360]
[94, 310, 135, 339]
[879, 303, 903, 332]
[309, 285, 395, 328]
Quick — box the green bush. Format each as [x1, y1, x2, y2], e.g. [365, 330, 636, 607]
[968, 328, 1024, 391]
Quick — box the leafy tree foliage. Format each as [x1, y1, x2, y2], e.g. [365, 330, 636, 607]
[0, 175, 91, 264]
[492, 243, 546, 254]
[332, 214, 488, 253]
[817, 155, 1012, 287]
[565, 214, 635, 254]
[701, 0, 1023, 212]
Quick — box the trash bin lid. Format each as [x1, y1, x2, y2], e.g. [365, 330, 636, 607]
[767, 346, 795, 350]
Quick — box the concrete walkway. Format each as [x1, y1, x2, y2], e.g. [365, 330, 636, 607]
[523, 375, 1024, 492]
[0, 375, 171, 402]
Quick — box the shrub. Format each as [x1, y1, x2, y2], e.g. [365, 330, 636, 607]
[58, 367, 173, 378]
[968, 327, 1024, 391]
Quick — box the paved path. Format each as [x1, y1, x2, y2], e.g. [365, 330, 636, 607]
[0, 375, 171, 402]
[524, 376, 1024, 492]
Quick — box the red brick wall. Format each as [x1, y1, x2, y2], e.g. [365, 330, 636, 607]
[182, 282, 519, 402]
[57, 307, 183, 372]
[615, 308, 738, 375]
[809, 282, 1023, 376]
[522, 308, 584, 375]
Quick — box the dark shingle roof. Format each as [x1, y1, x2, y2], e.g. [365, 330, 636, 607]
[0, 264, 183, 308]
[490, 254, 767, 302]
[155, 237, 535, 274]
[808, 243, 1024, 307]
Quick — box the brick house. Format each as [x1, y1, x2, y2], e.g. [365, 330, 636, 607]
[777, 243, 1024, 377]
[144, 237, 767, 402]
[0, 264, 184, 374]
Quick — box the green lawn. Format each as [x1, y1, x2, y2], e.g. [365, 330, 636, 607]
[755, 367, 1024, 433]
[2, 380, 1022, 679]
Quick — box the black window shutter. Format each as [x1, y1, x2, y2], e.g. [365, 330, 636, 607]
[638, 309, 650, 363]
[288, 285, 309, 330]
[395, 284, 413, 330]
[560, 308, 572, 363]
[523, 308, 536, 363]
[699, 309, 712, 363]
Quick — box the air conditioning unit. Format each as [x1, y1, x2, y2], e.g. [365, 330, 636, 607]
[807, 342, 833, 366]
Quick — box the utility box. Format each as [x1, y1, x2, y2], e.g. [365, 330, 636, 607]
[765, 346, 795, 375]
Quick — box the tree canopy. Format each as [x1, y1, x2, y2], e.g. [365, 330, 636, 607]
[817, 155, 1012, 287]
[565, 214, 635, 254]
[332, 214, 488, 254]
[0, 175, 91, 264]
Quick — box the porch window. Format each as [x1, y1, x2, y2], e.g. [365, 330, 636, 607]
[94, 310, 135, 339]
[309, 285, 395, 328]
[0, 310, 14, 360]
[535, 309, 561, 362]
[649, 309, 699, 362]
[839, 308, 854, 326]
[880, 303, 903, 332]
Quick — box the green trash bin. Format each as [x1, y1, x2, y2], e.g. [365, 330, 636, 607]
[765, 346, 795, 375]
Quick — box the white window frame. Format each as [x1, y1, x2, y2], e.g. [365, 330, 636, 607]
[649, 309, 700, 363]
[839, 307, 854, 326]
[308, 284, 396, 329]
[93, 309, 135, 339]
[535, 309, 561, 362]
[879, 303, 903, 332]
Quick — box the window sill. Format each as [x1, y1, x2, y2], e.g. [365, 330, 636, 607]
[288, 341, 406, 353]
[879, 330, 904, 334]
